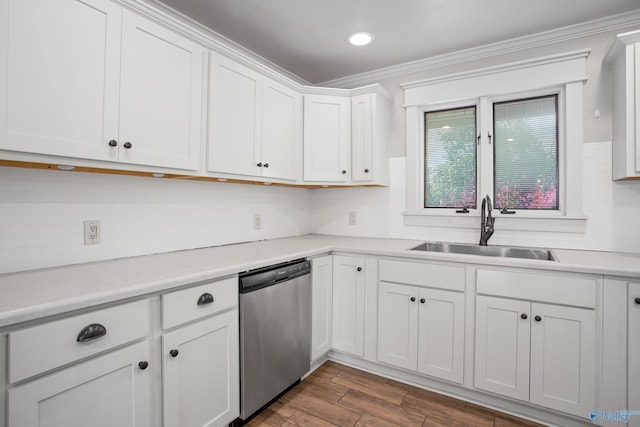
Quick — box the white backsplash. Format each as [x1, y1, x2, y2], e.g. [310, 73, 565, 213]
[0, 168, 312, 274]
[1, 141, 638, 274]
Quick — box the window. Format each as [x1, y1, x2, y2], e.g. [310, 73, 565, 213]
[493, 95, 558, 211]
[402, 50, 588, 231]
[424, 107, 476, 209]
[423, 95, 559, 214]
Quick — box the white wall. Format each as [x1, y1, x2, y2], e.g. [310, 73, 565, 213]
[0, 167, 312, 274]
[311, 142, 640, 253]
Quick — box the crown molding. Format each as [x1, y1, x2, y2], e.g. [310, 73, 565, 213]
[319, 9, 640, 89]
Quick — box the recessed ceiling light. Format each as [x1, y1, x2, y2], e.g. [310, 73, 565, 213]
[442, 125, 451, 129]
[348, 32, 374, 46]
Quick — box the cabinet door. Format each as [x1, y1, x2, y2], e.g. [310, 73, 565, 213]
[530, 303, 595, 417]
[8, 341, 152, 427]
[119, 11, 203, 170]
[0, 0, 121, 161]
[377, 282, 418, 370]
[332, 255, 365, 356]
[311, 256, 333, 361]
[351, 94, 373, 182]
[417, 288, 464, 384]
[474, 295, 530, 401]
[261, 78, 300, 180]
[303, 94, 350, 182]
[630, 282, 640, 427]
[163, 309, 239, 427]
[208, 52, 262, 176]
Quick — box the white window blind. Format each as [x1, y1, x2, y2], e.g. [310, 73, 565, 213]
[493, 95, 558, 210]
[424, 107, 477, 208]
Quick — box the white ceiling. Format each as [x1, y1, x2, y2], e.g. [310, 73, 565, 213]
[157, 0, 640, 84]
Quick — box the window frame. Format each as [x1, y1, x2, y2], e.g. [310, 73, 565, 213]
[401, 50, 589, 232]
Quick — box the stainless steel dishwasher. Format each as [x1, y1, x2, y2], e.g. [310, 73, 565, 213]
[238, 259, 311, 422]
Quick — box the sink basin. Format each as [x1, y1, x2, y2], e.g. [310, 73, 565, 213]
[410, 242, 557, 261]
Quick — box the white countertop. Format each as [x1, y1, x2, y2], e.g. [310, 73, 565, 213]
[1, 234, 639, 329]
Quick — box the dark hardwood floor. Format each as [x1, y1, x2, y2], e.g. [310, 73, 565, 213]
[246, 361, 547, 427]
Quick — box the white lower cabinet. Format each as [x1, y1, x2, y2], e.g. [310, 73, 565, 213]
[162, 310, 239, 427]
[377, 281, 464, 383]
[475, 295, 595, 418]
[332, 255, 365, 356]
[8, 341, 152, 427]
[630, 282, 640, 427]
[311, 256, 333, 362]
[161, 277, 239, 427]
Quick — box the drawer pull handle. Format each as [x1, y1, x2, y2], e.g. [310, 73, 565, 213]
[76, 323, 107, 343]
[138, 361, 149, 370]
[410, 297, 416, 302]
[635, 297, 640, 305]
[197, 292, 215, 306]
[420, 298, 426, 304]
[521, 313, 528, 320]
[356, 267, 362, 272]
[535, 315, 542, 322]
[170, 349, 179, 358]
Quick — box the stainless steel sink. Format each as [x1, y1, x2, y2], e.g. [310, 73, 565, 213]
[410, 242, 557, 261]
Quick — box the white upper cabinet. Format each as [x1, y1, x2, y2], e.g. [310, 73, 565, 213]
[303, 94, 351, 182]
[351, 91, 390, 185]
[118, 11, 203, 170]
[303, 86, 390, 186]
[261, 78, 301, 180]
[0, 0, 122, 162]
[208, 52, 262, 176]
[208, 52, 301, 181]
[0, 0, 204, 170]
[607, 30, 640, 180]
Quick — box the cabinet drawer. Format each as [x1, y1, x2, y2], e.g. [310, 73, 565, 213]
[162, 276, 237, 329]
[9, 299, 150, 384]
[476, 269, 597, 308]
[379, 259, 465, 291]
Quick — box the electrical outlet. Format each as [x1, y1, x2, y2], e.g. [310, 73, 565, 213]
[348, 211, 357, 225]
[253, 214, 262, 230]
[84, 220, 101, 245]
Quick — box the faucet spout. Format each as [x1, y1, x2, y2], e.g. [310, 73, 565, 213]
[479, 195, 495, 246]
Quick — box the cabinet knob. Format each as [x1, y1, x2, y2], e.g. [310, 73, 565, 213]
[410, 297, 416, 302]
[123, 142, 132, 149]
[263, 163, 269, 168]
[138, 361, 149, 370]
[257, 162, 262, 167]
[420, 298, 426, 304]
[534, 315, 542, 322]
[76, 323, 107, 342]
[364, 169, 369, 173]
[108, 140, 118, 147]
[635, 297, 640, 305]
[341, 170, 347, 174]
[169, 349, 179, 358]
[356, 267, 362, 272]
[521, 313, 528, 320]
[197, 292, 214, 306]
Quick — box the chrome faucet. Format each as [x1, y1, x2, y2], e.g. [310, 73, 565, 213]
[479, 195, 495, 246]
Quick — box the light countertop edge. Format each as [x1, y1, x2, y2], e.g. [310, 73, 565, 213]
[0, 234, 639, 329]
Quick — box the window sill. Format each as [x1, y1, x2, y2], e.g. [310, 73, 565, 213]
[403, 212, 588, 233]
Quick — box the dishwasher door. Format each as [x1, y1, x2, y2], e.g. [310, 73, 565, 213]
[239, 272, 311, 420]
